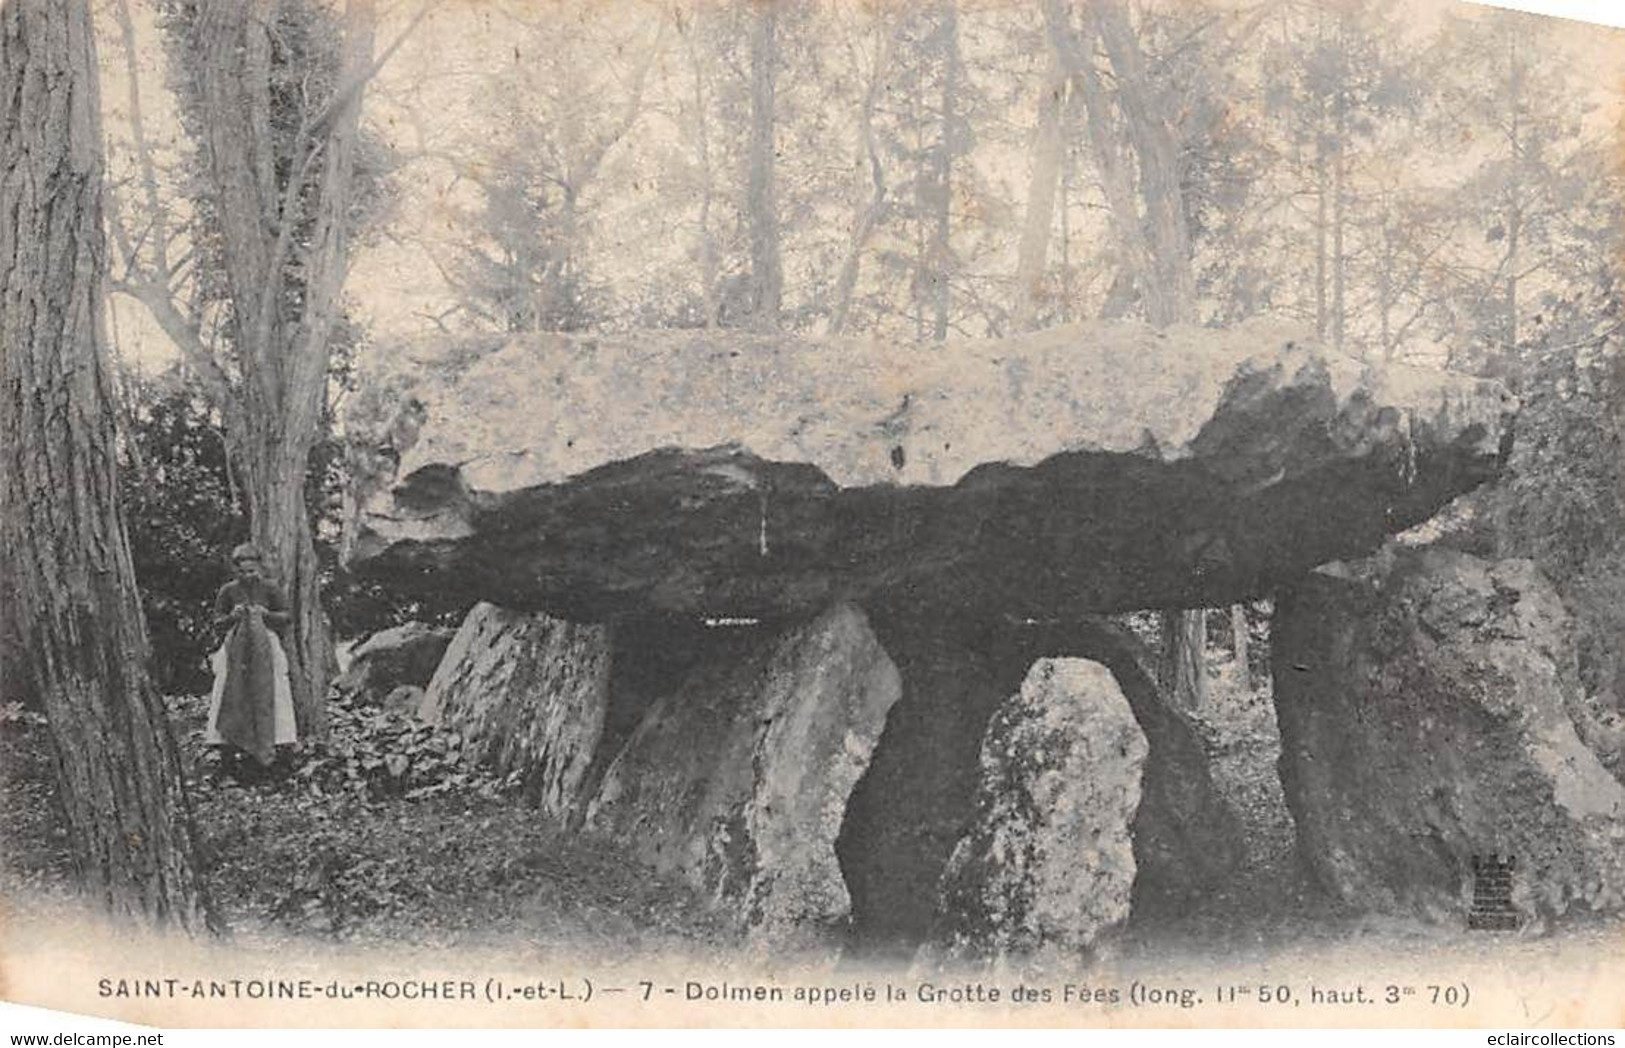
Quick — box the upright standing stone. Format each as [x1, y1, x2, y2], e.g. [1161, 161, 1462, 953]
[1274, 548, 1625, 924]
[584, 604, 901, 947]
[421, 602, 611, 819]
[934, 659, 1148, 963]
[839, 613, 1240, 955]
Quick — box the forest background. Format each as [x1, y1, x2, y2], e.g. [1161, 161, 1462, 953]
[83, 0, 1625, 720]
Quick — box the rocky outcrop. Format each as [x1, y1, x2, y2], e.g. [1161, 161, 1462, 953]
[344, 321, 1511, 620]
[934, 659, 1147, 963]
[836, 612, 1240, 956]
[583, 604, 901, 947]
[1273, 548, 1625, 924]
[421, 603, 611, 818]
[334, 621, 454, 705]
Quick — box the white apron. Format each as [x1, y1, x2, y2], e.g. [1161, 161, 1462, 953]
[205, 628, 298, 746]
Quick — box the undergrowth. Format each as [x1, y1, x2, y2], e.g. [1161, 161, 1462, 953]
[0, 692, 733, 958]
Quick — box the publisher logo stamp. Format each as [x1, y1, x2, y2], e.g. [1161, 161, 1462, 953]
[1469, 854, 1521, 930]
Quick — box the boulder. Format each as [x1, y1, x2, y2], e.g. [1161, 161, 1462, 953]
[836, 612, 1239, 955]
[933, 658, 1147, 963]
[421, 603, 611, 818]
[382, 685, 424, 716]
[1273, 548, 1625, 924]
[334, 621, 454, 704]
[343, 320, 1511, 620]
[583, 604, 901, 947]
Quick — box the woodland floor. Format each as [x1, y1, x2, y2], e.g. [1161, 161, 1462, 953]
[0, 694, 734, 962]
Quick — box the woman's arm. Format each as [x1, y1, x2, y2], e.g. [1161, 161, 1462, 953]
[253, 582, 293, 628]
[212, 583, 242, 632]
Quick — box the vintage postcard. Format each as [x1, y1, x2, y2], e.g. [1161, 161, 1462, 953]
[2, 0, 1624, 1030]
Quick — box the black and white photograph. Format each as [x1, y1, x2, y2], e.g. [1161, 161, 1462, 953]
[1, 0, 1623, 1030]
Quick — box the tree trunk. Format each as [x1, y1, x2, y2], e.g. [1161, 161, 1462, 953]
[1315, 131, 1328, 339]
[680, 15, 719, 328]
[1160, 609, 1207, 710]
[1332, 55, 1347, 354]
[1011, 54, 1068, 333]
[931, 0, 960, 341]
[0, 0, 215, 932]
[745, 1, 782, 329]
[827, 23, 893, 337]
[186, 0, 379, 739]
[1049, 0, 1153, 319]
[1091, 0, 1194, 327]
[1230, 603, 1250, 688]
[239, 435, 332, 739]
[1504, 31, 1523, 392]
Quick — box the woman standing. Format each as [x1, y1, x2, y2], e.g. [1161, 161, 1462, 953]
[205, 543, 298, 773]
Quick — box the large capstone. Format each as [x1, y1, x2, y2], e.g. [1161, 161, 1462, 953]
[343, 320, 1510, 620]
[1273, 548, 1625, 924]
[582, 604, 901, 947]
[933, 658, 1147, 963]
[420, 603, 611, 818]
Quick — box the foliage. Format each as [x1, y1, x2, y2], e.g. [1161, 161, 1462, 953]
[1485, 280, 1625, 714]
[290, 691, 487, 803]
[154, 691, 734, 947]
[119, 367, 465, 693]
[120, 374, 244, 693]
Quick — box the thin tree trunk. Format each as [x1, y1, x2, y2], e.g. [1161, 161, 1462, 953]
[1160, 610, 1206, 711]
[1332, 62, 1347, 353]
[1230, 602, 1249, 688]
[1504, 32, 1522, 391]
[1315, 167, 1327, 338]
[1049, 0, 1153, 315]
[1011, 53, 1068, 333]
[1091, 0, 1194, 327]
[745, 0, 782, 329]
[681, 16, 719, 328]
[931, 0, 960, 341]
[0, 0, 215, 931]
[1379, 194, 1394, 360]
[1058, 131, 1073, 323]
[827, 22, 894, 337]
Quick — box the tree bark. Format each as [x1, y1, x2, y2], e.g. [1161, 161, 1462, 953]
[1331, 22, 1347, 354]
[1159, 610, 1206, 711]
[826, 21, 895, 336]
[1230, 602, 1249, 688]
[1011, 53, 1068, 333]
[679, 14, 719, 328]
[930, 0, 960, 341]
[0, 0, 215, 932]
[1047, 0, 1153, 320]
[185, 0, 381, 738]
[1090, 0, 1195, 327]
[745, 1, 782, 329]
[1503, 30, 1523, 392]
